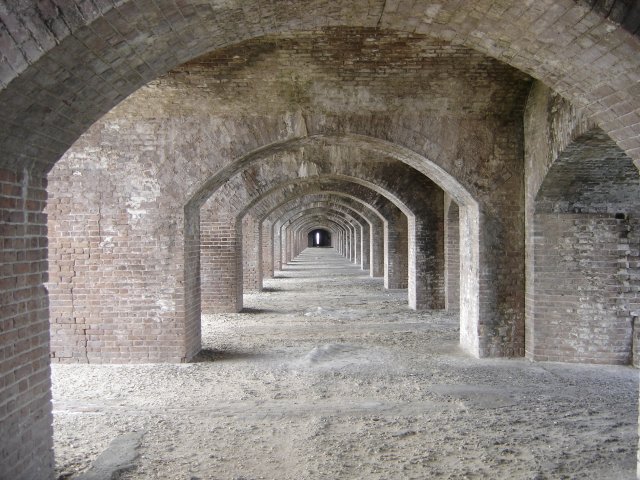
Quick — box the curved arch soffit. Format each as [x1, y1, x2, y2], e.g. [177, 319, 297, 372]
[188, 134, 475, 211]
[272, 200, 370, 229]
[284, 208, 361, 232]
[2, 2, 639, 169]
[257, 191, 385, 227]
[289, 217, 348, 238]
[234, 171, 416, 222]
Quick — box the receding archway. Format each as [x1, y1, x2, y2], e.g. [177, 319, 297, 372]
[527, 128, 640, 365]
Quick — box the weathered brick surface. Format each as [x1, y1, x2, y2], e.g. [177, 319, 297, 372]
[46, 150, 191, 363]
[261, 221, 274, 280]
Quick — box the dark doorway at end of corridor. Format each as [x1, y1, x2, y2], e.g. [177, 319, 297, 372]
[308, 229, 332, 248]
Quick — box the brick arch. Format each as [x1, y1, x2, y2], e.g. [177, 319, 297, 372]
[306, 225, 336, 248]
[1, 1, 640, 176]
[184, 131, 490, 355]
[288, 213, 355, 253]
[258, 193, 384, 265]
[285, 212, 354, 260]
[527, 127, 640, 365]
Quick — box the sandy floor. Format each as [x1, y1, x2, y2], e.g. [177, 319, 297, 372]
[52, 248, 639, 479]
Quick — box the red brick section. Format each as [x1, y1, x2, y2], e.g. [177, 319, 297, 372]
[46, 159, 190, 364]
[0, 168, 53, 479]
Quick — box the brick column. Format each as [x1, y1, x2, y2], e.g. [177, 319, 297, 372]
[0, 168, 54, 479]
[274, 222, 283, 271]
[384, 211, 408, 290]
[242, 214, 262, 292]
[360, 222, 370, 270]
[261, 220, 274, 279]
[184, 206, 202, 360]
[370, 220, 384, 278]
[352, 222, 360, 265]
[408, 213, 445, 310]
[408, 190, 445, 310]
[286, 228, 294, 263]
[200, 216, 242, 313]
[444, 196, 460, 313]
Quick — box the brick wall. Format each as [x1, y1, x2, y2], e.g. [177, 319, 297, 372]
[531, 213, 634, 363]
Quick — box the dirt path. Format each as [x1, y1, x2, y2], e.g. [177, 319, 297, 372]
[52, 248, 638, 479]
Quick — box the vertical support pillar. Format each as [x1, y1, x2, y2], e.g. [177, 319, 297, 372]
[370, 220, 384, 277]
[361, 222, 370, 270]
[444, 196, 460, 312]
[200, 214, 242, 313]
[0, 168, 54, 479]
[261, 220, 274, 280]
[242, 214, 262, 292]
[408, 189, 445, 310]
[384, 211, 408, 290]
